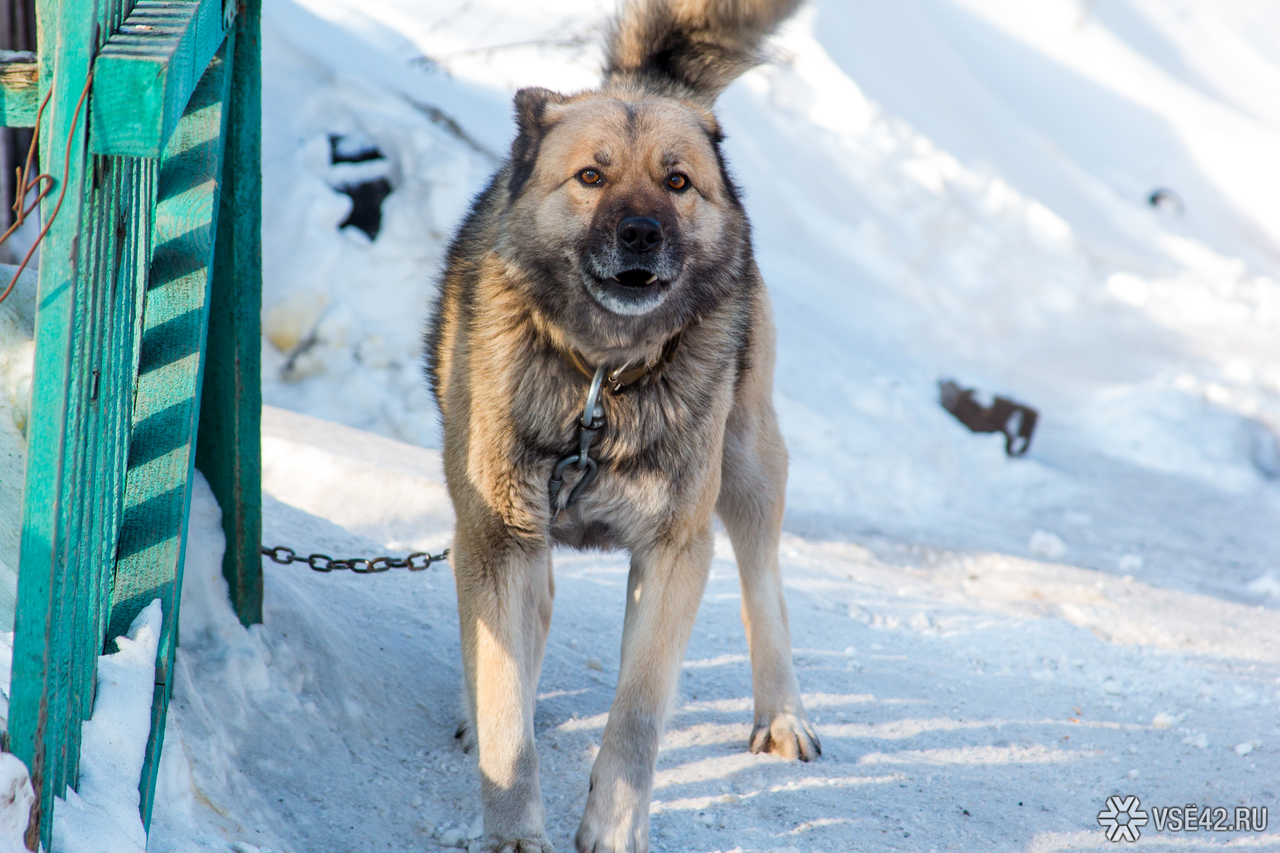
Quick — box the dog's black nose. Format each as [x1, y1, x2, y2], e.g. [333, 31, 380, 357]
[617, 216, 663, 253]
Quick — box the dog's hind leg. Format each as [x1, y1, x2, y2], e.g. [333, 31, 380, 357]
[453, 524, 556, 853]
[575, 525, 714, 853]
[716, 305, 820, 762]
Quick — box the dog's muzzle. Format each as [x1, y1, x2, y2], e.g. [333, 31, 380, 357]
[583, 243, 680, 317]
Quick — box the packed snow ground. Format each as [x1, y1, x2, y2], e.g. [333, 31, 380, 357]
[143, 408, 1277, 853]
[1, 0, 1279, 849]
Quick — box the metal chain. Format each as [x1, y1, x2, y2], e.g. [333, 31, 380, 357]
[261, 545, 450, 574]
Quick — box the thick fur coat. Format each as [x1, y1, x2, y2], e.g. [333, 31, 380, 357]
[425, 2, 815, 850]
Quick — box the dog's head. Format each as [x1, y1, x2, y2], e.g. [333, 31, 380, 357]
[498, 86, 750, 353]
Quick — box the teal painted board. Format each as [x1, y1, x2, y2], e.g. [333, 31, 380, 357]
[0, 61, 38, 127]
[12, 0, 111, 842]
[11, 0, 256, 844]
[10, 0, 153, 844]
[90, 0, 233, 158]
[196, 0, 261, 628]
[107, 36, 234, 831]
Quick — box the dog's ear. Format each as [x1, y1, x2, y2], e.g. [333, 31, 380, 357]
[512, 88, 563, 147]
[509, 87, 569, 198]
[693, 106, 724, 146]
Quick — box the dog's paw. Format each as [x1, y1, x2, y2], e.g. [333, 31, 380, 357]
[490, 838, 556, 853]
[574, 823, 646, 853]
[574, 790, 649, 853]
[749, 711, 821, 761]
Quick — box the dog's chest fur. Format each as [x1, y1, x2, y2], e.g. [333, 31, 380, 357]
[456, 280, 750, 550]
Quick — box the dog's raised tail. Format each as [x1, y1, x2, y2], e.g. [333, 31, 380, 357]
[604, 0, 803, 103]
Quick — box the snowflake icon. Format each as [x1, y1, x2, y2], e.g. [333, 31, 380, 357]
[1097, 795, 1149, 842]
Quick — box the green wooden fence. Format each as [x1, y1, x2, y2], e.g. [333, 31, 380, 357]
[0, 0, 262, 845]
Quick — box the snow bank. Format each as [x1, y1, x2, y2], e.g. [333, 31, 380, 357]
[52, 600, 161, 853]
[145, 473, 288, 853]
[0, 473, 287, 853]
[257, 0, 498, 448]
[256, 0, 1280, 605]
[259, 405, 452, 553]
[0, 752, 34, 853]
[147, 415, 462, 852]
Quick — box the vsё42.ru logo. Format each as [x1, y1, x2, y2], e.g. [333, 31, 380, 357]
[1097, 796, 1269, 842]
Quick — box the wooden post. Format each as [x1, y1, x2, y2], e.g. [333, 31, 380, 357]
[195, 0, 261, 627]
[10, 0, 109, 844]
[107, 36, 235, 829]
[7, 0, 252, 844]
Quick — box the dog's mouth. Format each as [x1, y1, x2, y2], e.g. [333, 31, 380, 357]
[609, 268, 662, 288]
[584, 267, 672, 316]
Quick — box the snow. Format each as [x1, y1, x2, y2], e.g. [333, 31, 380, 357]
[0, 752, 34, 853]
[0, 0, 1276, 849]
[132, 407, 1278, 852]
[254, 0, 1280, 602]
[53, 601, 163, 853]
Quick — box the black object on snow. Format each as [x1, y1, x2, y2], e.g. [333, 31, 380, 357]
[329, 133, 385, 164]
[337, 178, 393, 240]
[939, 379, 1039, 457]
[1148, 187, 1184, 214]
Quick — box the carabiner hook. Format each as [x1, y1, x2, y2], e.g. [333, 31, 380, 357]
[582, 364, 606, 428]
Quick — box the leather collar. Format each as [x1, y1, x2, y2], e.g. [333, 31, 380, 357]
[559, 330, 685, 393]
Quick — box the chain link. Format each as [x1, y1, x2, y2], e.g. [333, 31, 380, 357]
[261, 545, 450, 574]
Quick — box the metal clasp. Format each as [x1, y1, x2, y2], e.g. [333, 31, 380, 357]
[549, 364, 608, 517]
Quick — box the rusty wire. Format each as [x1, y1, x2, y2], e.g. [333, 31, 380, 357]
[0, 70, 94, 306]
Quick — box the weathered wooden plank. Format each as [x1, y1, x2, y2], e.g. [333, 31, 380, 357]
[10, 0, 106, 840]
[0, 60, 38, 127]
[107, 36, 233, 830]
[196, 0, 260, 627]
[11, 0, 250, 845]
[89, 0, 233, 157]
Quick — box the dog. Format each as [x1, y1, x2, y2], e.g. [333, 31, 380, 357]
[425, 1, 816, 850]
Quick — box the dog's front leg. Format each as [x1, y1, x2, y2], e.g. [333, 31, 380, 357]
[453, 525, 555, 853]
[717, 408, 820, 762]
[575, 524, 713, 853]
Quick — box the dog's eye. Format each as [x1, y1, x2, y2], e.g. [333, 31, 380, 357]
[578, 169, 602, 185]
[666, 173, 689, 191]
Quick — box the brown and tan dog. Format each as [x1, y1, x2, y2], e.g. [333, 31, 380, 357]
[425, 1, 816, 850]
